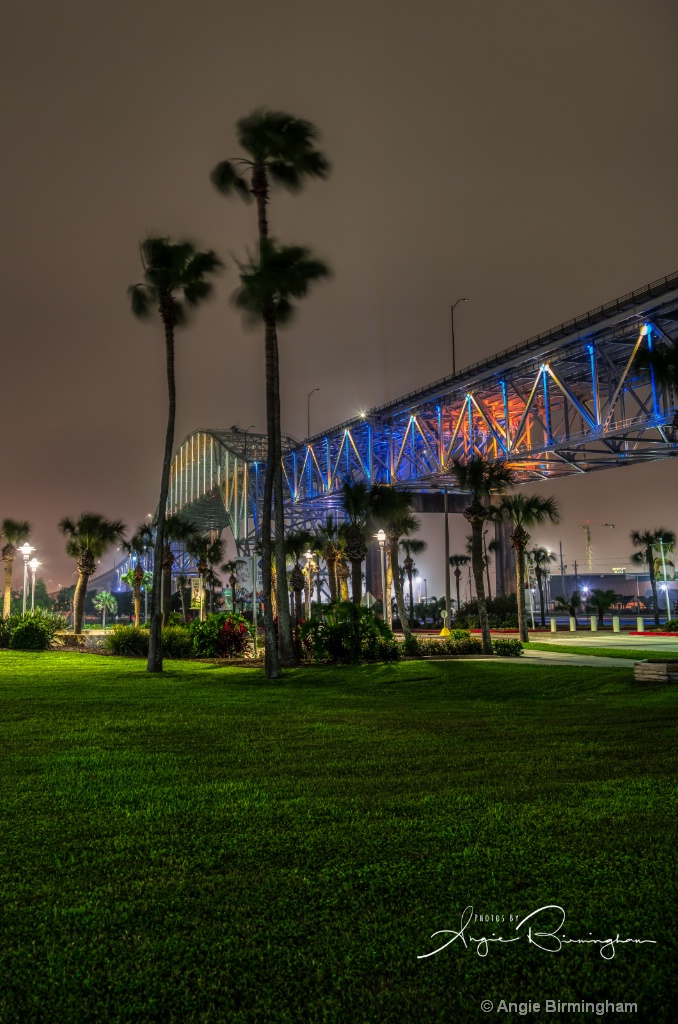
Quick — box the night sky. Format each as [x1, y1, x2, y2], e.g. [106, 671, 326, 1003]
[2, 0, 677, 593]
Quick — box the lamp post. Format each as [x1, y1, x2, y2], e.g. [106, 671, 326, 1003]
[307, 388, 319, 439]
[17, 543, 35, 615]
[304, 549, 314, 620]
[374, 529, 387, 620]
[441, 488, 451, 636]
[450, 297, 468, 376]
[28, 558, 41, 612]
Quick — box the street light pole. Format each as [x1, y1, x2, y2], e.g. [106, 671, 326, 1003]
[442, 488, 451, 636]
[658, 537, 671, 620]
[450, 298, 468, 376]
[18, 543, 35, 615]
[375, 530, 387, 621]
[307, 388, 319, 439]
[28, 558, 41, 612]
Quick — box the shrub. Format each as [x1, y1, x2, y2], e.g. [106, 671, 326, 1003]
[492, 637, 524, 657]
[104, 626, 150, 657]
[299, 604, 400, 663]
[8, 620, 52, 651]
[401, 632, 483, 658]
[161, 626, 194, 659]
[0, 610, 70, 649]
[190, 612, 255, 658]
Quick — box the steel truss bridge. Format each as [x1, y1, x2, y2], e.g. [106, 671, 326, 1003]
[94, 271, 678, 594]
[167, 271, 678, 549]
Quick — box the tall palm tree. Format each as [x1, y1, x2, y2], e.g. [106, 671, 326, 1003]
[212, 109, 330, 671]
[1, 519, 31, 618]
[630, 528, 676, 626]
[233, 239, 330, 675]
[450, 457, 515, 653]
[59, 514, 126, 634]
[129, 236, 222, 672]
[448, 553, 471, 620]
[493, 494, 561, 641]
[340, 481, 370, 605]
[528, 546, 557, 627]
[400, 538, 427, 626]
[122, 523, 153, 627]
[369, 485, 419, 639]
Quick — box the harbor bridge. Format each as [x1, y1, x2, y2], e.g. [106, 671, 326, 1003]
[96, 270, 678, 595]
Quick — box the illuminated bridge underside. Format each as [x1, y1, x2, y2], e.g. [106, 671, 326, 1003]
[171, 273, 678, 547]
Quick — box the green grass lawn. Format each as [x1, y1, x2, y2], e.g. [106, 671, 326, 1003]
[1, 652, 676, 1023]
[525, 642, 678, 661]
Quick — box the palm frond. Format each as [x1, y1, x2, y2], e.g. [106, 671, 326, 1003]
[210, 160, 252, 200]
[128, 284, 155, 319]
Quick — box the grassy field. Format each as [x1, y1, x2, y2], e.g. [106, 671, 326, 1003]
[1, 652, 676, 1023]
[525, 642, 678, 661]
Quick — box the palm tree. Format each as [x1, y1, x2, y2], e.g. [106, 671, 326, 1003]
[493, 495, 561, 642]
[553, 591, 582, 625]
[285, 530, 314, 624]
[234, 239, 329, 674]
[175, 573, 189, 622]
[450, 457, 515, 653]
[93, 590, 117, 627]
[59, 514, 126, 634]
[448, 554, 471, 620]
[186, 534, 224, 622]
[400, 538, 427, 626]
[1, 519, 31, 618]
[340, 481, 370, 605]
[315, 515, 340, 603]
[630, 528, 676, 626]
[528, 546, 557, 627]
[369, 486, 419, 639]
[122, 523, 153, 627]
[161, 515, 199, 627]
[586, 588, 619, 628]
[129, 235, 222, 672]
[221, 560, 239, 613]
[213, 109, 330, 673]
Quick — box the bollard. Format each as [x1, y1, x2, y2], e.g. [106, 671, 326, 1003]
[636, 617, 644, 632]
[569, 616, 577, 632]
[590, 616, 598, 632]
[612, 616, 620, 633]
[550, 617, 557, 633]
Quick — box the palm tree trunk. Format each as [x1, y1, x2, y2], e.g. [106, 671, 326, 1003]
[326, 554, 338, 603]
[148, 308, 176, 673]
[134, 584, 141, 628]
[262, 311, 281, 678]
[454, 570, 462, 621]
[407, 570, 414, 627]
[350, 560, 362, 605]
[390, 540, 411, 639]
[464, 507, 492, 654]
[514, 543, 529, 642]
[3, 556, 14, 618]
[273, 388, 295, 664]
[162, 560, 173, 628]
[537, 572, 546, 627]
[73, 570, 88, 635]
[385, 551, 393, 627]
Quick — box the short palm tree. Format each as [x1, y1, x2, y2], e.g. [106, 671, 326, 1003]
[340, 481, 370, 605]
[493, 494, 560, 641]
[129, 235, 222, 672]
[1, 519, 31, 618]
[161, 516, 199, 627]
[221, 560, 239, 613]
[586, 588, 619, 627]
[186, 534, 224, 622]
[233, 238, 330, 676]
[450, 457, 515, 653]
[448, 553, 471, 619]
[527, 546, 557, 627]
[175, 573, 189, 621]
[285, 530, 314, 624]
[369, 485, 419, 639]
[315, 515, 340, 603]
[59, 514, 126, 634]
[213, 109, 329, 674]
[93, 590, 117, 627]
[400, 538, 427, 626]
[630, 528, 676, 626]
[465, 533, 500, 601]
[122, 523, 153, 627]
[553, 591, 582, 625]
